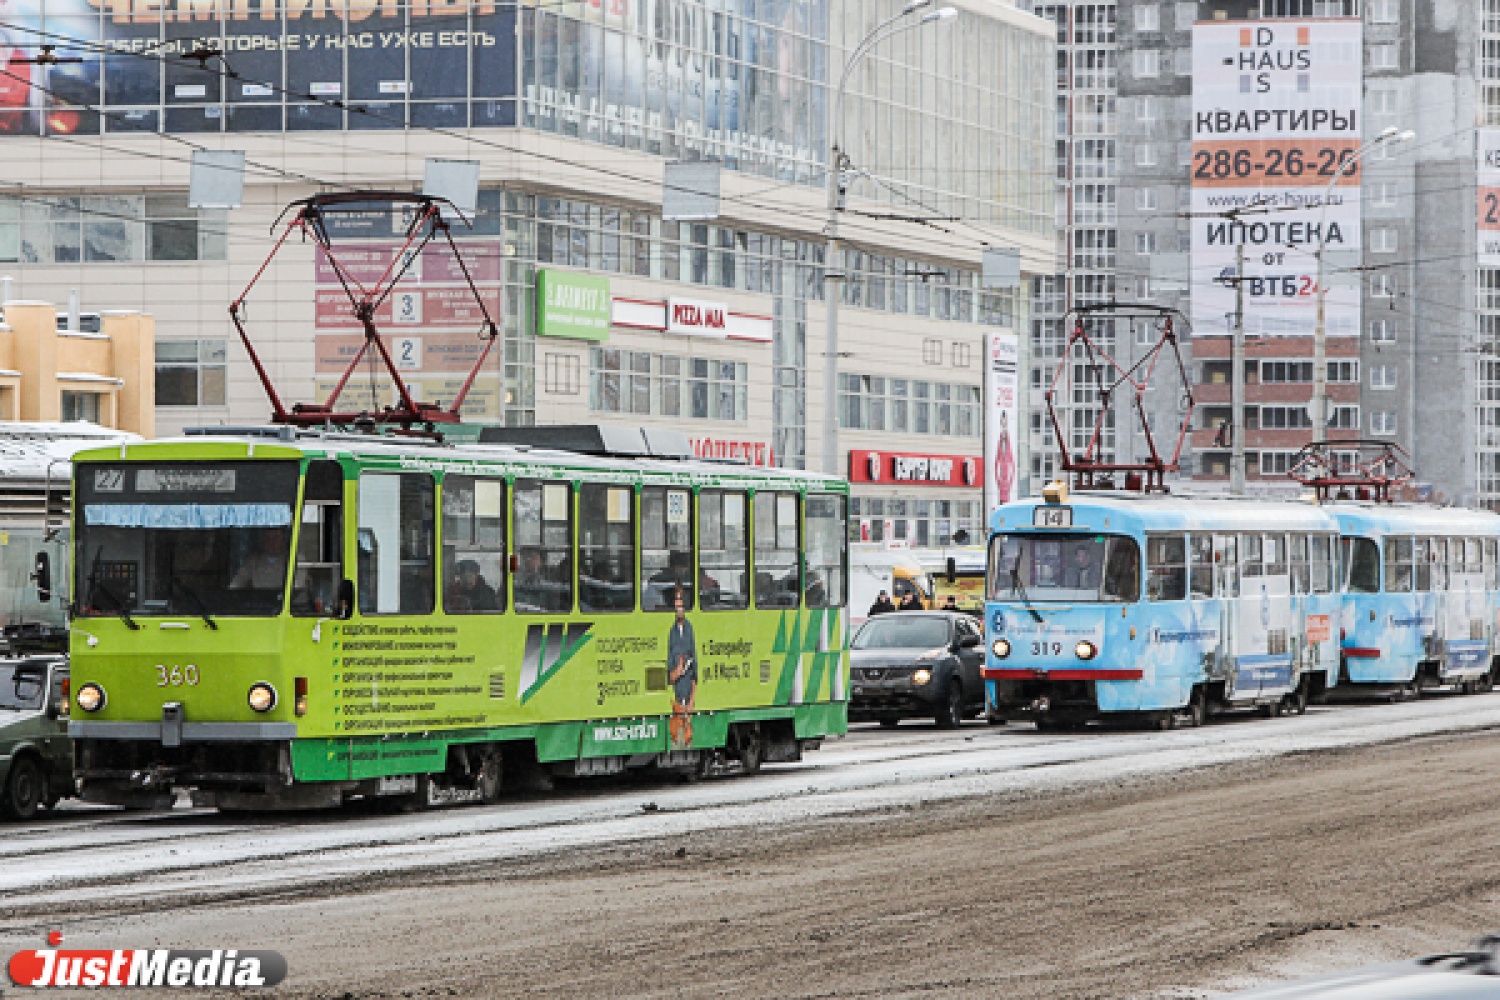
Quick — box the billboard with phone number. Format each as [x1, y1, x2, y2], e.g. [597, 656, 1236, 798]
[1190, 19, 1363, 339]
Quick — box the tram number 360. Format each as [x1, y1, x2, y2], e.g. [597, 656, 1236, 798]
[156, 664, 200, 687]
[1031, 642, 1064, 656]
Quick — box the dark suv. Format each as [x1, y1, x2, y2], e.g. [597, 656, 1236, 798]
[0, 657, 72, 819]
[849, 612, 986, 728]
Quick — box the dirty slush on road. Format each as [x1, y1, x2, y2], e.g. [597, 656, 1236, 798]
[14, 729, 1500, 999]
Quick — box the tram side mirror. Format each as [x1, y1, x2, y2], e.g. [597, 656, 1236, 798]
[32, 552, 51, 603]
[946, 556, 957, 584]
[337, 578, 355, 620]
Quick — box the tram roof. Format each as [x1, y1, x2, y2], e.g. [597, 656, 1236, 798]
[1324, 501, 1500, 536]
[68, 432, 847, 490]
[0, 421, 139, 480]
[990, 491, 1340, 535]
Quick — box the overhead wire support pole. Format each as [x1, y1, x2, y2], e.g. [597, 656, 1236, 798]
[1232, 240, 1246, 496]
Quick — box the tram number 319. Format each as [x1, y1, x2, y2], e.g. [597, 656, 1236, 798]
[1031, 642, 1063, 656]
[156, 664, 200, 687]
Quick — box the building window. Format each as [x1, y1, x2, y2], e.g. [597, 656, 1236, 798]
[1368, 0, 1399, 23]
[1174, 1, 1197, 28]
[543, 353, 581, 395]
[1369, 89, 1398, 115]
[1133, 49, 1160, 77]
[839, 373, 980, 439]
[1257, 406, 1313, 430]
[590, 348, 746, 422]
[1328, 405, 1360, 430]
[1135, 188, 1158, 211]
[1135, 144, 1157, 167]
[922, 339, 944, 365]
[951, 341, 973, 368]
[1135, 96, 1158, 121]
[1327, 360, 1360, 383]
[0, 194, 227, 265]
[155, 339, 227, 407]
[1371, 364, 1398, 389]
[1259, 451, 1297, 476]
[1369, 44, 1399, 71]
[61, 390, 102, 423]
[1371, 273, 1396, 298]
[1370, 227, 1398, 253]
[1372, 410, 1398, 436]
[1261, 360, 1314, 383]
[1370, 182, 1398, 208]
[1134, 3, 1160, 31]
[1370, 319, 1397, 343]
[1134, 277, 1152, 298]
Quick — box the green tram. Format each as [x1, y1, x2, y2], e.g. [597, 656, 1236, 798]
[65, 430, 849, 810]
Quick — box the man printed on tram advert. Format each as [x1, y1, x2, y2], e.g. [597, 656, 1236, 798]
[667, 590, 698, 749]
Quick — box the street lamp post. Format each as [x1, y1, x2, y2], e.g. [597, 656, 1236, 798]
[1311, 126, 1414, 446]
[821, 1, 957, 477]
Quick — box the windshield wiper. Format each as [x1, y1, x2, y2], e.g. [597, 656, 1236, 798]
[170, 578, 218, 631]
[1010, 554, 1044, 623]
[86, 545, 140, 631]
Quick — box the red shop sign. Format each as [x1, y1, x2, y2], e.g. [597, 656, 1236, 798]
[848, 450, 984, 488]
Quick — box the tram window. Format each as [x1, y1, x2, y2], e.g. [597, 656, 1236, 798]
[754, 491, 801, 609]
[1189, 535, 1213, 599]
[1310, 535, 1332, 594]
[805, 494, 846, 609]
[1241, 534, 1263, 578]
[699, 490, 750, 609]
[579, 484, 635, 613]
[990, 533, 1138, 603]
[1487, 539, 1498, 588]
[1147, 535, 1186, 602]
[1264, 535, 1287, 577]
[514, 480, 573, 614]
[441, 475, 505, 614]
[1343, 537, 1380, 593]
[1215, 535, 1239, 597]
[1384, 537, 1413, 593]
[291, 460, 344, 617]
[1466, 538, 1483, 574]
[1447, 538, 1462, 586]
[1289, 534, 1310, 594]
[641, 487, 694, 611]
[1414, 538, 1433, 592]
[357, 472, 434, 615]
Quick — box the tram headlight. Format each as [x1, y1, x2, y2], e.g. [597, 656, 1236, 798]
[247, 682, 278, 713]
[1074, 640, 1099, 661]
[75, 683, 105, 713]
[912, 669, 932, 686]
[991, 638, 1012, 659]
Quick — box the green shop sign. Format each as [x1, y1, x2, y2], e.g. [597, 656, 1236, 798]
[536, 270, 611, 342]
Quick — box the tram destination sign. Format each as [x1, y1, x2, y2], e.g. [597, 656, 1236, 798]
[1033, 506, 1073, 528]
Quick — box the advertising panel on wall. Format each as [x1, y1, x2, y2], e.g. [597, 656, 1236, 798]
[1479, 130, 1500, 265]
[536, 270, 611, 341]
[983, 332, 1019, 514]
[1190, 19, 1363, 339]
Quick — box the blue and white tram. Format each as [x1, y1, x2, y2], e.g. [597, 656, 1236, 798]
[1332, 503, 1500, 695]
[984, 485, 1343, 728]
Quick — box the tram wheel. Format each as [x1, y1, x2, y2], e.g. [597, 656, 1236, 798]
[934, 684, 964, 730]
[1259, 700, 1282, 719]
[733, 725, 764, 776]
[1185, 689, 1207, 728]
[1283, 681, 1309, 716]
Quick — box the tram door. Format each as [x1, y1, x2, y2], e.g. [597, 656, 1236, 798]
[1213, 534, 1238, 671]
[1234, 533, 1294, 699]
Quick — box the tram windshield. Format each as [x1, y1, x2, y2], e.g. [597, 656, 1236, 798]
[74, 461, 301, 617]
[988, 532, 1141, 603]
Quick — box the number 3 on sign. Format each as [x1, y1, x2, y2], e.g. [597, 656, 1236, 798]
[394, 291, 422, 325]
[156, 664, 200, 686]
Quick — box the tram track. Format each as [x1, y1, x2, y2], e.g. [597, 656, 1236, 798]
[5, 693, 1500, 925]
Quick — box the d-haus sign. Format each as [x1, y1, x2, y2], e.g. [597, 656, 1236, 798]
[848, 450, 983, 488]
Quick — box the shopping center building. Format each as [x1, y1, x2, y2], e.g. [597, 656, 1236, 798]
[0, 0, 1055, 543]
